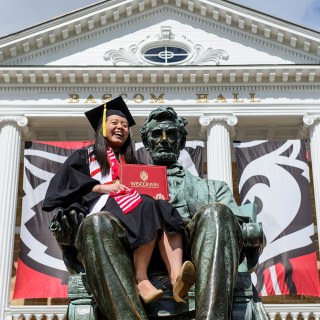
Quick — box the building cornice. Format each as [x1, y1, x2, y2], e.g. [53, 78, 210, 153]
[0, 0, 320, 64]
[1, 65, 320, 86]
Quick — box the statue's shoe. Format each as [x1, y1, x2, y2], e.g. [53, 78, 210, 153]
[140, 289, 163, 304]
[173, 261, 195, 304]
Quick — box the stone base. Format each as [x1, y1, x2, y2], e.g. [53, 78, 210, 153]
[68, 273, 95, 320]
[66, 272, 267, 320]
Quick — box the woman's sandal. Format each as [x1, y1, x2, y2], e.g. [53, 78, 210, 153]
[173, 261, 195, 304]
[139, 289, 163, 304]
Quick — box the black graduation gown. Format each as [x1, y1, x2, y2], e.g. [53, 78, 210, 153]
[43, 148, 184, 249]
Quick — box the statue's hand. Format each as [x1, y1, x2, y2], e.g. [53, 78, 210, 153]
[241, 222, 265, 249]
[49, 209, 85, 245]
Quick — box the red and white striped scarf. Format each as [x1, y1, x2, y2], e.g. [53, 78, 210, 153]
[88, 146, 142, 214]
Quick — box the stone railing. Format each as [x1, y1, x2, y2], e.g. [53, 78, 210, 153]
[6, 306, 67, 320]
[266, 304, 320, 319]
[5, 304, 320, 319]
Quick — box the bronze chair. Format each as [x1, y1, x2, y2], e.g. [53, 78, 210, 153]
[62, 203, 267, 320]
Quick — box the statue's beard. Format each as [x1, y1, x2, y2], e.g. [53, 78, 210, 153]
[150, 151, 178, 165]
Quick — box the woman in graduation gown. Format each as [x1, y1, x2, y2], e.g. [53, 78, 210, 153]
[43, 96, 195, 319]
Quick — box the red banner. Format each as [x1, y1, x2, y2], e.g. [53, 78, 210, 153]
[14, 141, 92, 299]
[234, 140, 320, 296]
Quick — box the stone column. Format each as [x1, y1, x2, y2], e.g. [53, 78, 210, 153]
[302, 115, 320, 251]
[0, 116, 28, 319]
[199, 115, 237, 191]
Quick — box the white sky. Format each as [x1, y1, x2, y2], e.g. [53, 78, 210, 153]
[229, 0, 320, 31]
[0, 0, 319, 38]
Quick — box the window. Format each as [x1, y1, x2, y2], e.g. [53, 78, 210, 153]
[143, 46, 189, 64]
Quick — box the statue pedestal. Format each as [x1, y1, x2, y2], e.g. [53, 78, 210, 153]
[232, 272, 269, 320]
[144, 271, 195, 319]
[66, 271, 266, 320]
[232, 272, 254, 319]
[68, 273, 95, 320]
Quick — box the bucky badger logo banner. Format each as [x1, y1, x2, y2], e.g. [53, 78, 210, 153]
[14, 140, 204, 299]
[234, 140, 320, 296]
[14, 141, 92, 299]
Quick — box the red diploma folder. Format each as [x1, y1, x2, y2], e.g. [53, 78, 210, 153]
[120, 164, 169, 200]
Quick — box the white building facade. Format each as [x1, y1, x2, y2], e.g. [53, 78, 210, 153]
[1, 0, 320, 318]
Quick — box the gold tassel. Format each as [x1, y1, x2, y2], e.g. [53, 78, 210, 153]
[102, 103, 107, 137]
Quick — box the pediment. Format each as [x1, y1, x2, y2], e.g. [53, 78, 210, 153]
[1, 0, 320, 66]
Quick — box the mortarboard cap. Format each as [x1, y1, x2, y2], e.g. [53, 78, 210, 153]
[85, 96, 136, 133]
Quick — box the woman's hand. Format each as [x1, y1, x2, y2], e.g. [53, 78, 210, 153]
[154, 193, 166, 200]
[92, 183, 130, 194]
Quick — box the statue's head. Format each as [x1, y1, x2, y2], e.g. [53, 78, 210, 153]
[140, 106, 188, 165]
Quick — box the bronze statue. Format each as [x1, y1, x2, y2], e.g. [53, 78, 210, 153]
[45, 103, 266, 320]
[140, 106, 267, 319]
[140, 107, 241, 318]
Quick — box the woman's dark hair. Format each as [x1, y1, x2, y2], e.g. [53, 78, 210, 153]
[93, 119, 138, 175]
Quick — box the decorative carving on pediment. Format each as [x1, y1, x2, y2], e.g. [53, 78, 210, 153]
[103, 45, 141, 65]
[103, 26, 229, 66]
[192, 45, 229, 65]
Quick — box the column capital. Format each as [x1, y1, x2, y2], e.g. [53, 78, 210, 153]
[199, 115, 238, 138]
[303, 114, 320, 127]
[0, 116, 29, 136]
[298, 114, 320, 138]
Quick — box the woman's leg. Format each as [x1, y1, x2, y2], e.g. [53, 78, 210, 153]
[134, 236, 163, 302]
[159, 231, 195, 303]
[158, 231, 184, 285]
